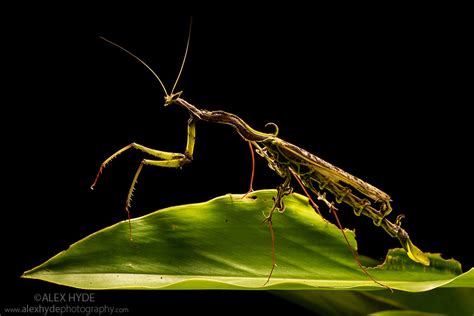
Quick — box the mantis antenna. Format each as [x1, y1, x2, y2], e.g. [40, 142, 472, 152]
[99, 18, 193, 101]
[99, 36, 169, 97]
[171, 17, 193, 95]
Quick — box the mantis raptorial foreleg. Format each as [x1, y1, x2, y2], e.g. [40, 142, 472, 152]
[92, 116, 197, 238]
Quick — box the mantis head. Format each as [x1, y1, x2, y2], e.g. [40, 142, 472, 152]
[164, 91, 183, 106]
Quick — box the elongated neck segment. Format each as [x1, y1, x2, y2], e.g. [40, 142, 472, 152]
[174, 98, 274, 142]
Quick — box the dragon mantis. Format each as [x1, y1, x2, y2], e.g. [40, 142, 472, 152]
[92, 25, 430, 289]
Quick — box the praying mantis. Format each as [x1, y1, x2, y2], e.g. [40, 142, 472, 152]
[92, 25, 430, 289]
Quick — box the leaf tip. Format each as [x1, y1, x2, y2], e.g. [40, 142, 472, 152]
[405, 239, 430, 266]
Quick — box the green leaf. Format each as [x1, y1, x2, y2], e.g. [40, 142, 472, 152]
[23, 190, 473, 291]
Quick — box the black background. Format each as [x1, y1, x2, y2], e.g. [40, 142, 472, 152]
[4, 10, 472, 315]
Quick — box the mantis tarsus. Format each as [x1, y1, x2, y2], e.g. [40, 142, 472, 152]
[92, 27, 430, 290]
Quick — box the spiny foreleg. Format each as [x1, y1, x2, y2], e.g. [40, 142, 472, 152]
[91, 116, 197, 239]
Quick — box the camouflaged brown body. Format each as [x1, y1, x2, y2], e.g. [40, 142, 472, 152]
[174, 97, 428, 265]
